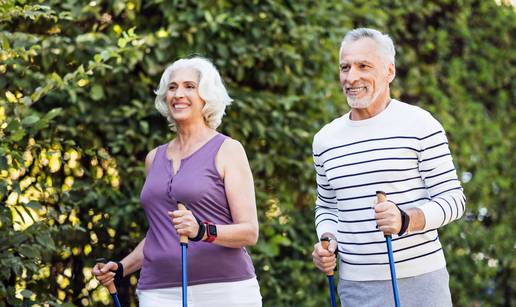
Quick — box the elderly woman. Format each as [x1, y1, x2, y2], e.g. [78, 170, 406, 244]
[92, 57, 262, 306]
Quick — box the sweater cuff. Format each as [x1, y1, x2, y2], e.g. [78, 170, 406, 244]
[316, 221, 338, 240]
[418, 200, 444, 231]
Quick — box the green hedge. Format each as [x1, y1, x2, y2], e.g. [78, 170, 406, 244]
[0, 0, 514, 306]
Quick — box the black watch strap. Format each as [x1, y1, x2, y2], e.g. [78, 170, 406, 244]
[115, 261, 124, 284]
[398, 209, 410, 236]
[189, 218, 206, 242]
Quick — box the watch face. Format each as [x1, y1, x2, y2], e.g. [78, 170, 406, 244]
[208, 224, 217, 236]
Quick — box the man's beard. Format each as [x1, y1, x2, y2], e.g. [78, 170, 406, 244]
[344, 85, 383, 109]
[346, 94, 374, 108]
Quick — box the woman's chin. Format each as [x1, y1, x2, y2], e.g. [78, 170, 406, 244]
[171, 112, 191, 121]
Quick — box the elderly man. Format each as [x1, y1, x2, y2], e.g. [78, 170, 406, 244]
[311, 28, 465, 307]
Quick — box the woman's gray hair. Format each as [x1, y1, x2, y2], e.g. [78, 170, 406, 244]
[154, 57, 233, 131]
[339, 28, 396, 65]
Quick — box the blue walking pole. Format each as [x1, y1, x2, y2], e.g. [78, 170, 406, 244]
[377, 191, 401, 307]
[320, 237, 338, 307]
[178, 203, 189, 307]
[96, 258, 122, 307]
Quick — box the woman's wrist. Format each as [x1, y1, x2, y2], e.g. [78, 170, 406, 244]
[189, 220, 206, 242]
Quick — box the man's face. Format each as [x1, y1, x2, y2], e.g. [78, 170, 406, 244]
[339, 38, 394, 109]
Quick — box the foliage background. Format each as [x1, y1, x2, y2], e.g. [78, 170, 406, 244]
[0, 0, 514, 306]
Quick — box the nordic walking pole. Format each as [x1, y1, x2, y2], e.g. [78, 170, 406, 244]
[376, 191, 401, 307]
[320, 237, 338, 307]
[95, 258, 122, 307]
[178, 202, 189, 307]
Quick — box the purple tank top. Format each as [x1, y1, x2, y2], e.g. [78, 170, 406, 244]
[137, 133, 256, 290]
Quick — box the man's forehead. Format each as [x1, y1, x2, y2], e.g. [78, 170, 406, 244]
[339, 38, 384, 63]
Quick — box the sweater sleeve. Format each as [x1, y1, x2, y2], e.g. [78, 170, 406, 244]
[417, 115, 466, 231]
[313, 139, 339, 240]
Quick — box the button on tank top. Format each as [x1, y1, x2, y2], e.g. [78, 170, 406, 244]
[137, 133, 256, 290]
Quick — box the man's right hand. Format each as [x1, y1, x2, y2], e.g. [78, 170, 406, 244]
[312, 239, 338, 275]
[92, 261, 118, 287]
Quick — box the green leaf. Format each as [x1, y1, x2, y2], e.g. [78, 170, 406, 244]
[18, 245, 40, 258]
[25, 201, 42, 210]
[0, 180, 7, 195]
[9, 129, 26, 142]
[0, 156, 7, 170]
[117, 38, 127, 48]
[42, 107, 62, 121]
[20, 289, 33, 298]
[21, 115, 40, 127]
[35, 232, 55, 250]
[91, 84, 104, 101]
[11, 232, 28, 246]
[5, 119, 21, 132]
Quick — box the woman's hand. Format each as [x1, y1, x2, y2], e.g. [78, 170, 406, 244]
[92, 261, 118, 287]
[168, 208, 200, 239]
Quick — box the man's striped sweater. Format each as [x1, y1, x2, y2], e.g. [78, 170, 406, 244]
[313, 99, 465, 281]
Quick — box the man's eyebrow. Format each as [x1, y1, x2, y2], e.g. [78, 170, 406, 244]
[358, 60, 375, 65]
[340, 60, 375, 65]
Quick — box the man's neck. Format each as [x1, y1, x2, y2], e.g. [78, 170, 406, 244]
[350, 96, 392, 121]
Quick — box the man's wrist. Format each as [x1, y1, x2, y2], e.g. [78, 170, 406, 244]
[406, 207, 425, 233]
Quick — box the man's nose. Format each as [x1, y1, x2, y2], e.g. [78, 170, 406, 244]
[345, 66, 360, 83]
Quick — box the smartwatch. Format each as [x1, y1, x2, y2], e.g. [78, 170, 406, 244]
[203, 221, 217, 243]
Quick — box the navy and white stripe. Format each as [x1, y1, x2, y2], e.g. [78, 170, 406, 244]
[313, 100, 466, 281]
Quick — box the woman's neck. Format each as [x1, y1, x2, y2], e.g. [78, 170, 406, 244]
[174, 124, 217, 151]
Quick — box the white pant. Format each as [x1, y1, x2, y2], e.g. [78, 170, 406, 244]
[136, 277, 262, 307]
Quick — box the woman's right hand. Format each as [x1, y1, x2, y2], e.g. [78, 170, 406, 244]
[92, 261, 118, 287]
[168, 208, 201, 239]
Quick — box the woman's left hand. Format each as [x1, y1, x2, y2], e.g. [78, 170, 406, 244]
[168, 208, 199, 239]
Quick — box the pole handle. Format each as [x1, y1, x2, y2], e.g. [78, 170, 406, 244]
[178, 203, 189, 245]
[376, 191, 391, 238]
[376, 190, 387, 203]
[320, 237, 334, 277]
[95, 258, 117, 295]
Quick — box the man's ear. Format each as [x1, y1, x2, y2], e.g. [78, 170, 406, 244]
[387, 63, 396, 83]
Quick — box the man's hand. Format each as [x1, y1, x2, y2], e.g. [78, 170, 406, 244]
[374, 201, 402, 236]
[312, 238, 338, 275]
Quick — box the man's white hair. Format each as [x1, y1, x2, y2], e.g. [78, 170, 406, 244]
[339, 28, 396, 65]
[154, 57, 232, 131]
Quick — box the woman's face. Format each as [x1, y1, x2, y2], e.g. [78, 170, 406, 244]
[166, 68, 206, 127]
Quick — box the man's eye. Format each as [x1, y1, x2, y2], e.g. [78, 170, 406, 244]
[341, 66, 350, 71]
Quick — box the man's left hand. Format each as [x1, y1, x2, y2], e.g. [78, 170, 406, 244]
[374, 201, 402, 236]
